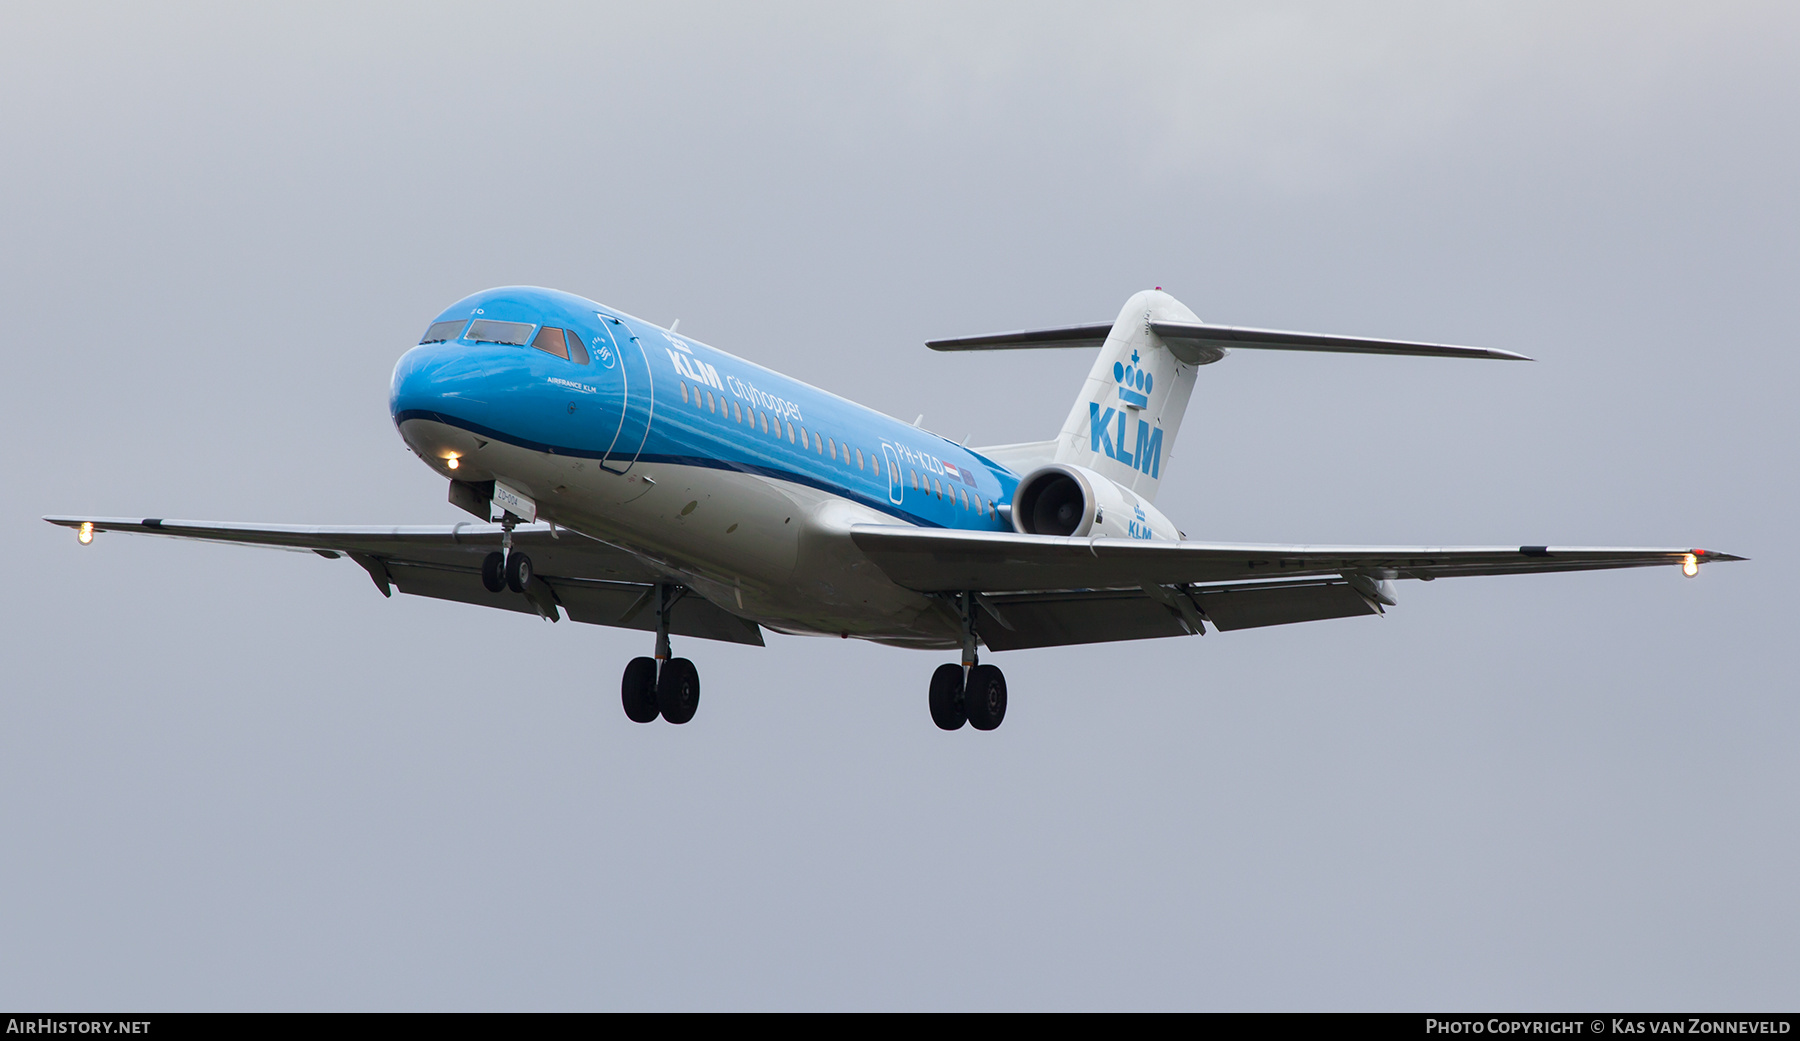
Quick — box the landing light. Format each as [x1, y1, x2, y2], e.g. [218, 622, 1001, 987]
[1682, 553, 1699, 578]
[446, 454, 460, 470]
[77, 521, 93, 545]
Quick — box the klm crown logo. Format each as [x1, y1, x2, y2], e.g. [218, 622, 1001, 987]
[1088, 354, 1163, 481]
[1128, 503, 1154, 540]
[1113, 350, 1152, 409]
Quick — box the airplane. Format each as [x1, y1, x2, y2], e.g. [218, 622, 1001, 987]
[46, 287, 1742, 731]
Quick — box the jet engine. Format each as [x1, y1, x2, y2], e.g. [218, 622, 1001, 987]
[1009, 463, 1180, 541]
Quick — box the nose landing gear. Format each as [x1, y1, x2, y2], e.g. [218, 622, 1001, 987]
[504, 551, 533, 592]
[619, 584, 702, 725]
[928, 592, 1007, 731]
[480, 514, 534, 594]
[481, 551, 506, 593]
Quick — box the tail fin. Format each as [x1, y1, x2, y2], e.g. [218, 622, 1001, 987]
[1049, 290, 1199, 503]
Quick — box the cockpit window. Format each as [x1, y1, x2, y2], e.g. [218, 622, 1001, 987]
[419, 319, 468, 344]
[565, 329, 590, 365]
[532, 325, 570, 359]
[465, 319, 535, 346]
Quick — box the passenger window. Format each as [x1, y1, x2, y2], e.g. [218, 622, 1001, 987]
[910, 470, 918, 490]
[760, 412, 769, 433]
[854, 448, 863, 469]
[679, 381, 689, 403]
[565, 329, 589, 365]
[420, 319, 468, 344]
[532, 326, 570, 359]
[786, 422, 795, 444]
[933, 478, 942, 499]
[828, 438, 836, 460]
[733, 402, 742, 423]
[800, 427, 808, 449]
[706, 391, 715, 413]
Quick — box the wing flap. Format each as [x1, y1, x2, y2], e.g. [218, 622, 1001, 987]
[548, 579, 766, 646]
[977, 588, 1194, 651]
[971, 579, 1384, 649]
[1190, 580, 1381, 631]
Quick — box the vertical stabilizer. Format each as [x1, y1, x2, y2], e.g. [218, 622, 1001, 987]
[1051, 290, 1202, 503]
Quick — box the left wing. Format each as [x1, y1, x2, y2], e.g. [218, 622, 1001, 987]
[44, 516, 764, 646]
[851, 525, 1743, 648]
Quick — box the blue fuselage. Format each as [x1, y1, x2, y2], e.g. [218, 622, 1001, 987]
[392, 286, 1017, 531]
[389, 286, 1021, 642]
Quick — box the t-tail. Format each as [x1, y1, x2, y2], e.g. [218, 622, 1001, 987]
[929, 288, 1529, 503]
[1050, 290, 1197, 501]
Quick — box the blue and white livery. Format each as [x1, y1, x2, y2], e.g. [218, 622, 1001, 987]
[49, 287, 1742, 731]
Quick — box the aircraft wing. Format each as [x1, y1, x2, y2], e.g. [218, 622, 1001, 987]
[43, 516, 764, 646]
[849, 525, 1742, 649]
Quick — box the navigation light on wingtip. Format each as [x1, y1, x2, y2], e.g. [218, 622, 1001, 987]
[77, 521, 93, 545]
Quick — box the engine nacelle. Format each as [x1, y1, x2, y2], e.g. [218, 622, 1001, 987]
[1009, 464, 1181, 541]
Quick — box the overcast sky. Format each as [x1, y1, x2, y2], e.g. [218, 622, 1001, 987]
[3, 2, 1795, 1010]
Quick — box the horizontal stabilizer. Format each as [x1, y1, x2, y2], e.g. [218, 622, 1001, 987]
[1148, 321, 1531, 362]
[926, 323, 1112, 352]
[925, 319, 1527, 362]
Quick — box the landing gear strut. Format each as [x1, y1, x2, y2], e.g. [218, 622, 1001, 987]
[481, 514, 533, 594]
[620, 584, 702, 725]
[929, 592, 1006, 731]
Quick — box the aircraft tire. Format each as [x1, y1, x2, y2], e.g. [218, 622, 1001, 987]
[481, 551, 506, 592]
[657, 657, 700, 724]
[621, 657, 660, 723]
[928, 664, 967, 730]
[965, 664, 1007, 731]
[505, 552, 533, 592]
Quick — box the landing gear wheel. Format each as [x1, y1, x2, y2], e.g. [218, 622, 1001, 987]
[929, 663, 968, 731]
[656, 657, 700, 724]
[965, 664, 1007, 731]
[481, 551, 506, 592]
[505, 552, 533, 592]
[621, 657, 659, 723]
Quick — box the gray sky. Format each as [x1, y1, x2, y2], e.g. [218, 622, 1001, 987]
[3, 2, 1794, 1010]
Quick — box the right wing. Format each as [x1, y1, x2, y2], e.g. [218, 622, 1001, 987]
[43, 516, 764, 646]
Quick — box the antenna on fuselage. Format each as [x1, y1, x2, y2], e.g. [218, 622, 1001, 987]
[668, 319, 680, 334]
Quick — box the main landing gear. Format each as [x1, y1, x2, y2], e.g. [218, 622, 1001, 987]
[480, 514, 534, 593]
[929, 592, 1007, 731]
[621, 584, 702, 725]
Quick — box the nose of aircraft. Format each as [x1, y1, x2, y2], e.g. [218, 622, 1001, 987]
[389, 342, 523, 476]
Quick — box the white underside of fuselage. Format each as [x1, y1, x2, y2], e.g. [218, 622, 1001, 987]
[399, 417, 962, 648]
